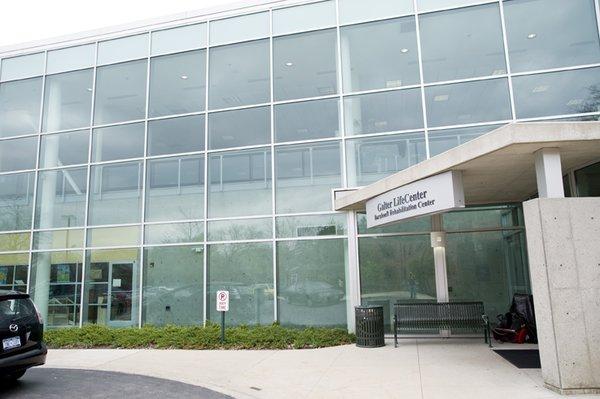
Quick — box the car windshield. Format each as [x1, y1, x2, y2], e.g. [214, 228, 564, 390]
[0, 298, 35, 324]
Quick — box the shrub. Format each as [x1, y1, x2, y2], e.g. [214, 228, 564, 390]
[44, 324, 356, 350]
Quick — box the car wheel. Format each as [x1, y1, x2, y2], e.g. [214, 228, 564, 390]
[4, 370, 26, 381]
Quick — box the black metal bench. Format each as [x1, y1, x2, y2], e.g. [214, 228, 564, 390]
[394, 301, 491, 348]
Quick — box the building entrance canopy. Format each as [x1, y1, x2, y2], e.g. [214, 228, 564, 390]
[334, 122, 600, 211]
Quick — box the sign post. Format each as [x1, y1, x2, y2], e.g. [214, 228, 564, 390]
[216, 290, 229, 344]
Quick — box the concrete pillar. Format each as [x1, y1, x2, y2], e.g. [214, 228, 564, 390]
[534, 148, 564, 198]
[523, 198, 600, 394]
[33, 80, 61, 323]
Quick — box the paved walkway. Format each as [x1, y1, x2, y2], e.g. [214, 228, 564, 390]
[42, 339, 600, 399]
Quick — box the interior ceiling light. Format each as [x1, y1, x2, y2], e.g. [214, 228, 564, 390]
[527, 33, 537, 39]
[400, 48, 409, 53]
[434, 94, 449, 102]
[285, 62, 294, 67]
[180, 75, 189, 80]
[86, 88, 93, 92]
[532, 85, 549, 93]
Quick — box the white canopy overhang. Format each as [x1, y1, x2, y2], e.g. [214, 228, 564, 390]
[334, 122, 600, 211]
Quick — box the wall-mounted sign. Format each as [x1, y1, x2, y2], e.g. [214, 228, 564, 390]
[366, 170, 465, 228]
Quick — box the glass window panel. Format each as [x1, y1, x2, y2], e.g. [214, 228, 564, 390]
[273, 29, 338, 101]
[0, 254, 29, 292]
[207, 242, 274, 325]
[575, 161, 600, 197]
[443, 205, 524, 231]
[0, 232, 30, 252]
[0, 136, 37, 172]
[144, 222, 204, 245]
[504, 0, 600, 72]
[357, 212, 431, 234]
[0, 77, 42, 137]
[275, 141, 341, 213]
[151, 23, 207, 56]
[341, 17, 419, 93]
[46, 44, 96, 74]
[208, 106, 270, 150]
[43, 69, 93, 132]
[149, 50, 206, 117]
[88, 161, 143, 225]
[87, 225, 140, 247]
[425, 78, 511, 127]
[30, 250, 83, 327]
[209, 12, 269, 46]
[208, 39, 270, 109]
[92, 122, 144, 162]
[97, 34, 148, 65]
[276, 214, 346, 238]
[146, 155, 204, 222]
[512, 67, 600, 119]
[33, 229, 85, 250]
[339, 0, 413, 25]
[0, 53, 44, 81]
[0, 172, 34, 232]
[428, 124, 503, 157]
[147, 114, 205, 156]
[418, 0, 494, 13]
[344, 89, 423, 135]
[446, 230, 530, 319]
[40, 130, 89, 168]
[83, 248, 140, 327]
[420, 4, 506, 82]
[143, 245, 203, 326]
[35, 167, 87, 229]
[208, 148, 272, 218]
[359, 235, 435, 331]
[273, 1, 336, 36]
[208, 218, 271, 241]
[275, 98, 339, 142]
[94, 60, 147, 125]
[346, 133, 426, 187]
[277, 239, 348, 328]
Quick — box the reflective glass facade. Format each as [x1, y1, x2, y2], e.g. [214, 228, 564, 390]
[0, 0, 599, 329]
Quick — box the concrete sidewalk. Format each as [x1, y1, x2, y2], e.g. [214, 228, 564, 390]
[42, 339, 600, 399]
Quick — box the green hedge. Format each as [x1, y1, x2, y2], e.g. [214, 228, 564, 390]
[44, 323, 356, 350]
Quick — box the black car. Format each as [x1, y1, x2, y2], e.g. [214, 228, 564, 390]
[0, 290, 47, 381]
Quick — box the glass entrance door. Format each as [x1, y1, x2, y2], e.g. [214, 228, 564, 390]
[108, 262, 136, 326]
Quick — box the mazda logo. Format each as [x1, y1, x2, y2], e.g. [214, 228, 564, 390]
[9, 324, 18, 333]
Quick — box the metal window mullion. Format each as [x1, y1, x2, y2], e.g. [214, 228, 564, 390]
[26, 49, 47, 295]
[269, 9, 278, 323]
[203, 21, 210, 326]
[499, 0, 517, 121]
[335, 0, 348, 191]
[412, 3, 431, 159]
[137, 35, 152, 329]
[79, 41, 99, 328]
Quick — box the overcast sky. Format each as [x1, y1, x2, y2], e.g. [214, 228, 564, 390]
[0, 0, 239, 47]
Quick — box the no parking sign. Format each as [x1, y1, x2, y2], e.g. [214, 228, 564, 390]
[216, 290, 229, 312]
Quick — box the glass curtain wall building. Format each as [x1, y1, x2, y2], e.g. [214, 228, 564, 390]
[0, 0, 599, 330]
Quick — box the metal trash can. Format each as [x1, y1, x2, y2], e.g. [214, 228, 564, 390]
[355, 306, 385, 348]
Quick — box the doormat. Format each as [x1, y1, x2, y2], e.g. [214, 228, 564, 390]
[494, 349, 541, 369]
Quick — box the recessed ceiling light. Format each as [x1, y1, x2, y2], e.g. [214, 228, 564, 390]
[180, 75, 189, 80]
[434, 94, 449, 102]
[86, 88, 93, 92]
[400, 48, 409, 53]
[532, 85, 549, 93]
[285, 62, 294, 67]
[527, 33, 537, 39]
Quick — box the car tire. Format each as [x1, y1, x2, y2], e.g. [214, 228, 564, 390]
[4, 370, 26, 381]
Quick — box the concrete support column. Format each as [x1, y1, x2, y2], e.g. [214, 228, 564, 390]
[523, 198, 600, 394]
[33, 80, 61, 323]
[345, 210, 361, 333]
[534, 148, 564, 198]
